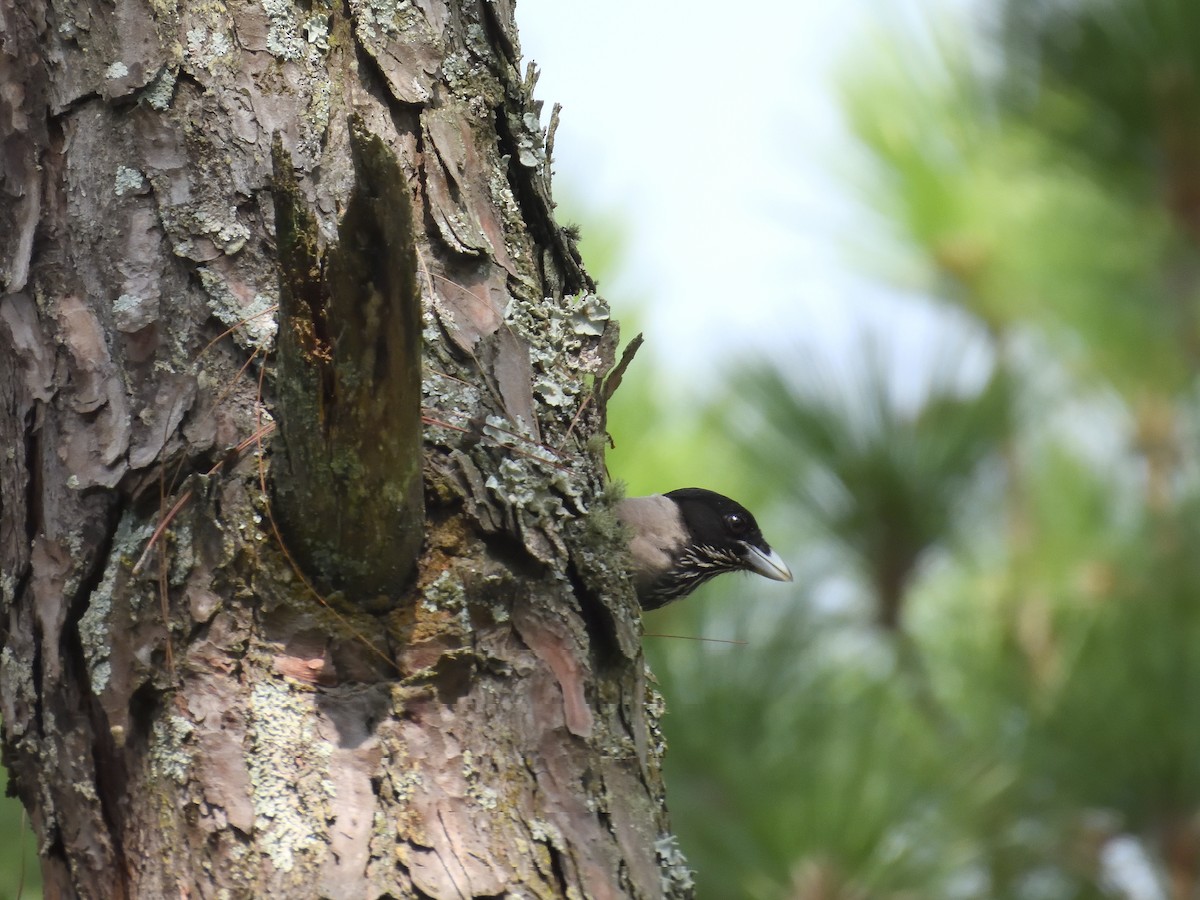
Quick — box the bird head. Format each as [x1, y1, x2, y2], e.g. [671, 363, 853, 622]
[616, 488, 793, 610]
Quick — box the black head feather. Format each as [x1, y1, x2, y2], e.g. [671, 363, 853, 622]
[623, 488, 791, 610]
[665, 488, 769, 552]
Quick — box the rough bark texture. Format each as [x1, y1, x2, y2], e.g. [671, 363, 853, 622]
[0, 1, 692, 898]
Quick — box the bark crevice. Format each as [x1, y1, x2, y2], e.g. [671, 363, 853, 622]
[271, 119, 425, 601]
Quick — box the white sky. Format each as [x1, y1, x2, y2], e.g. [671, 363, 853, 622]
[514, 0, 962, 380]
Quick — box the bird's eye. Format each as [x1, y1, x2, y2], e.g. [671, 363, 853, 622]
[724, 512, 749, 535]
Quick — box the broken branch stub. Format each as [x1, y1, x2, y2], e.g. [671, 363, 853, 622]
[271, 119, 424, 601]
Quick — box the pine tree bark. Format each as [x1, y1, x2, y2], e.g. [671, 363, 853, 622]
[0, 1, 692, 897]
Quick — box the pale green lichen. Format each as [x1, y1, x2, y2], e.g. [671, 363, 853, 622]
[262, 0, 306, 61]
[655, 833, 696, 894]
[431, 287, 607, 559]
[500, 292, 611, 422]
[644, 663, 668, 758]
[303, 15, 330, 50]
[515, 111, 545, 168]
[420, 570, 465, 614]
[192, 206, 251, 255]
[114, 165, 146, 197]
[533, 375, 566, 407]
[112, 292, 158, 332]
[460, 749, 499, 810]
[0, 647, 34, 739]
[185, 26, 207, 55]
[185, 26, 233, 71]
[348, 0, 414, 40]
[421, 355, 483, 440]
[142, 67, 177, 110]
[381, 766, 423, 808]
[528, 817, 562, 845]
[481, 415, 556, 461]
[297, 77, 332, 162]
[549, 468, 590, 516]
[487, 175, 525, 263]
[441, 53, 474, 92]
[464, 22, 487, 52]
[90, 659, 113, 697]
[167, 520, 194, 587]
[569, 293, 610, 336]
[473, 573, 512, 622]
[483, 455, 579, 566]
[197, 268, 277, 351]
[105, 61, 129, 80]
[147, 0, 181, 22]
[485, 457, 579, 522]
[150, 714, 196, 785]
[248, 678, 334, 872]
[485, 458, 539, 508]
[79, 514, 154, 694]
[170, 207, 249, 258]
[42, 713, 59, 768]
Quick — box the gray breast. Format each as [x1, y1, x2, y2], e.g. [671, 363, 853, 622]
[615, 494, 688, 596]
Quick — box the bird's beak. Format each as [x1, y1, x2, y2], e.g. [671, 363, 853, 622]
[740, 543, 793, 583]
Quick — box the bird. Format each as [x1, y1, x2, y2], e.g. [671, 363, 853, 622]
[616, 488, 793, 610]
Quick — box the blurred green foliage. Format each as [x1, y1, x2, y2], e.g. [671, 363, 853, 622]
[0, 780, 37, 900]
[615, 1, 1200, 898]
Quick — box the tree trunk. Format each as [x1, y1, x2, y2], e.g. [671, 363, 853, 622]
[0, 1, 692, 897]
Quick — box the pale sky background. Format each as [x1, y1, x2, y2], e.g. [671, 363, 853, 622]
[514, 0, 973, 381]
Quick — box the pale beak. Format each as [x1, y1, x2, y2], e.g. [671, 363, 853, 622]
[740, 543, 793, 583]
